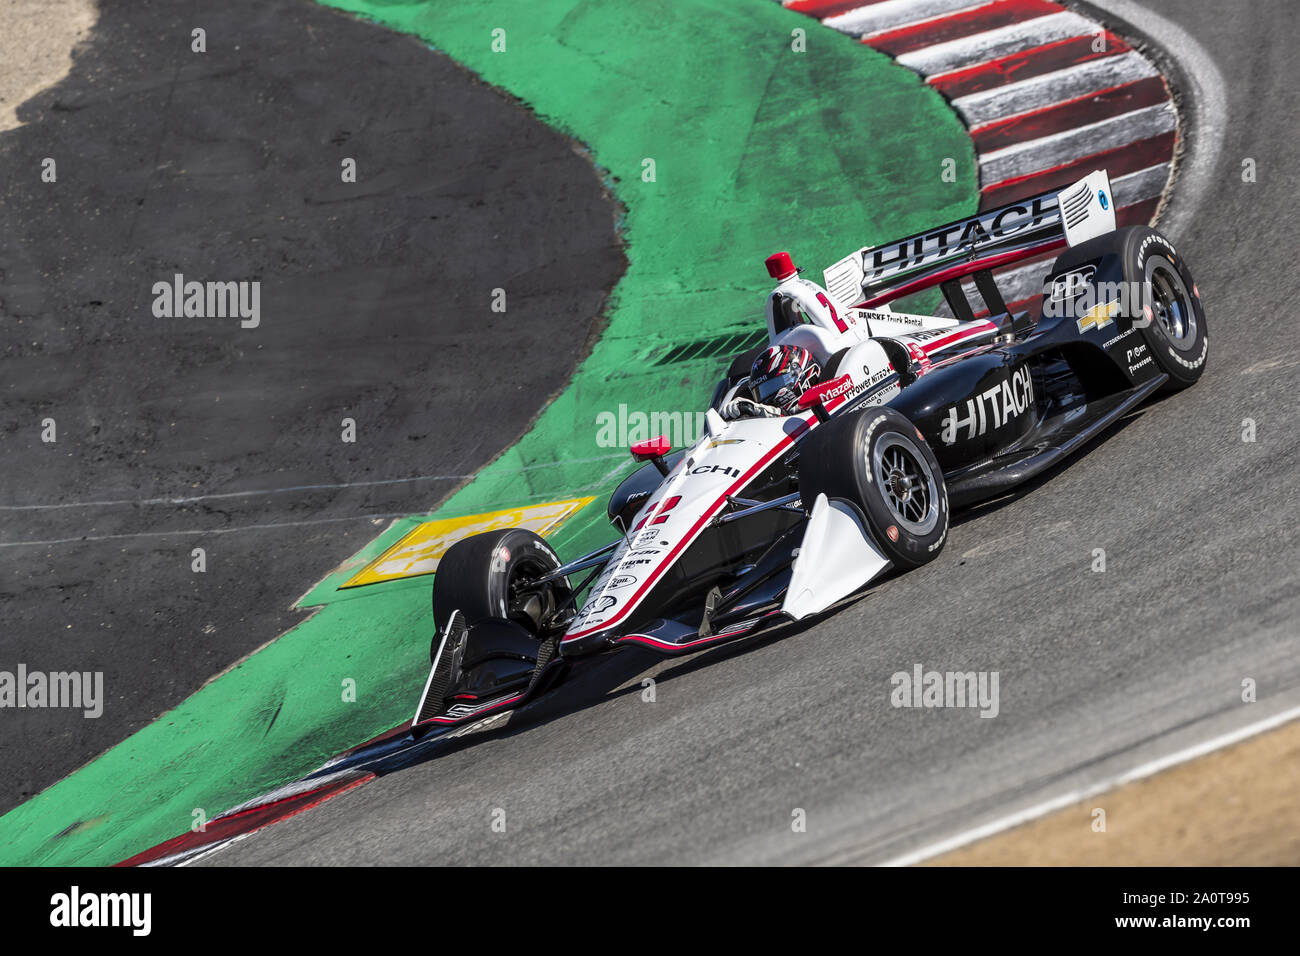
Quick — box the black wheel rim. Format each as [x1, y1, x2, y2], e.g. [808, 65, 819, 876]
[870, 433, 939, 536]
[1145, 255, 1196, 347]
[506, 556, 569, 635]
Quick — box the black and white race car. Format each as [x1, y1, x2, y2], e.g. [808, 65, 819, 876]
[412, 169, 1207, 733]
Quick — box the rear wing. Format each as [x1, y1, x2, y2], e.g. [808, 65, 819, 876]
[822, 170, 1116, 312]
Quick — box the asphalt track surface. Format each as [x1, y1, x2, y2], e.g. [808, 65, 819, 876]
[201, 0, 1300, 866]
[0, 0, 623, 814]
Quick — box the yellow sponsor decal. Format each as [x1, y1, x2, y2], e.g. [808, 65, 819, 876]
[341, 496, 595, 588]
[1077, 299, 1120, 333]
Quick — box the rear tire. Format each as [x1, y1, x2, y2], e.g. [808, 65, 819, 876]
[430, 529, 570, 661]
[1047, 225, 1208, 392]
[798, 406, 949, 570]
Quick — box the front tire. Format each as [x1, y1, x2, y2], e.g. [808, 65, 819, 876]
[798, 406, 949, 570]
[430, 529, 570, 661]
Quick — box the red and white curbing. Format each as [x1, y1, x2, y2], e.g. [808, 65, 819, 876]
[783, 0, 1179, 315]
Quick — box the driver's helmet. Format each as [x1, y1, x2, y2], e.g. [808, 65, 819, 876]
[749, 344, 820, 414]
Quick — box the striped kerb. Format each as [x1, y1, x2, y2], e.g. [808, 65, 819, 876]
[782, 0, 1178, 316]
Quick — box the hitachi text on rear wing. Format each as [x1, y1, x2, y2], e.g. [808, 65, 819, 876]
[821, 170, 1116, 319]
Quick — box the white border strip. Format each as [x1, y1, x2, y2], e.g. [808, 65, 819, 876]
[825, 0, 985, 38]
[1075, 0, 1228, 240]
[979, 101, 1175, 183]
[953, 50, 1157, 127]
[879, 703, 1300, 866]
[896, 10, 1094, 75]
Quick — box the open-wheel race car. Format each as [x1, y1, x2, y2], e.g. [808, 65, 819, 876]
[411, 169, 1208, 735]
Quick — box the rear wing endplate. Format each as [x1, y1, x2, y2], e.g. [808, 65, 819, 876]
[822, 170, 1116, 310]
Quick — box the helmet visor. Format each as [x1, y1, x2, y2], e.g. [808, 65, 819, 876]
[752, 370, 799, 408]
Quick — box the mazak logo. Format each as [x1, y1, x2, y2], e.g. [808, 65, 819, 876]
[819, 374, 854, 401]
[50, 886, 151, 936]
[940, 365, 1033, 445]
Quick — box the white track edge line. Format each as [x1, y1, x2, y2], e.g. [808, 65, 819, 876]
[878, 702, 1300, 866]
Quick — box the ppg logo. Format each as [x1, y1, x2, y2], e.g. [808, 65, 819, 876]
[1048, 265, 1096, 302]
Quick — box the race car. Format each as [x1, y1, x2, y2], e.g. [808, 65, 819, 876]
[411, 169, 1207, 735]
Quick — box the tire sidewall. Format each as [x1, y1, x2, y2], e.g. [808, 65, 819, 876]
[431, 529, 567, 636]
[1126, 227, 1208, 388]
[848, 409, 950, 568]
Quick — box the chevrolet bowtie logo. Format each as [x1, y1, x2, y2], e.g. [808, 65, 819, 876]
[1077, 299, 1120, 333]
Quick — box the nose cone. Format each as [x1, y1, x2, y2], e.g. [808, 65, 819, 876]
[765, 251, 797, 280]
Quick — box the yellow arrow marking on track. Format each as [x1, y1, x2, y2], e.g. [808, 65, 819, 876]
[340, 496, 595, 588]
